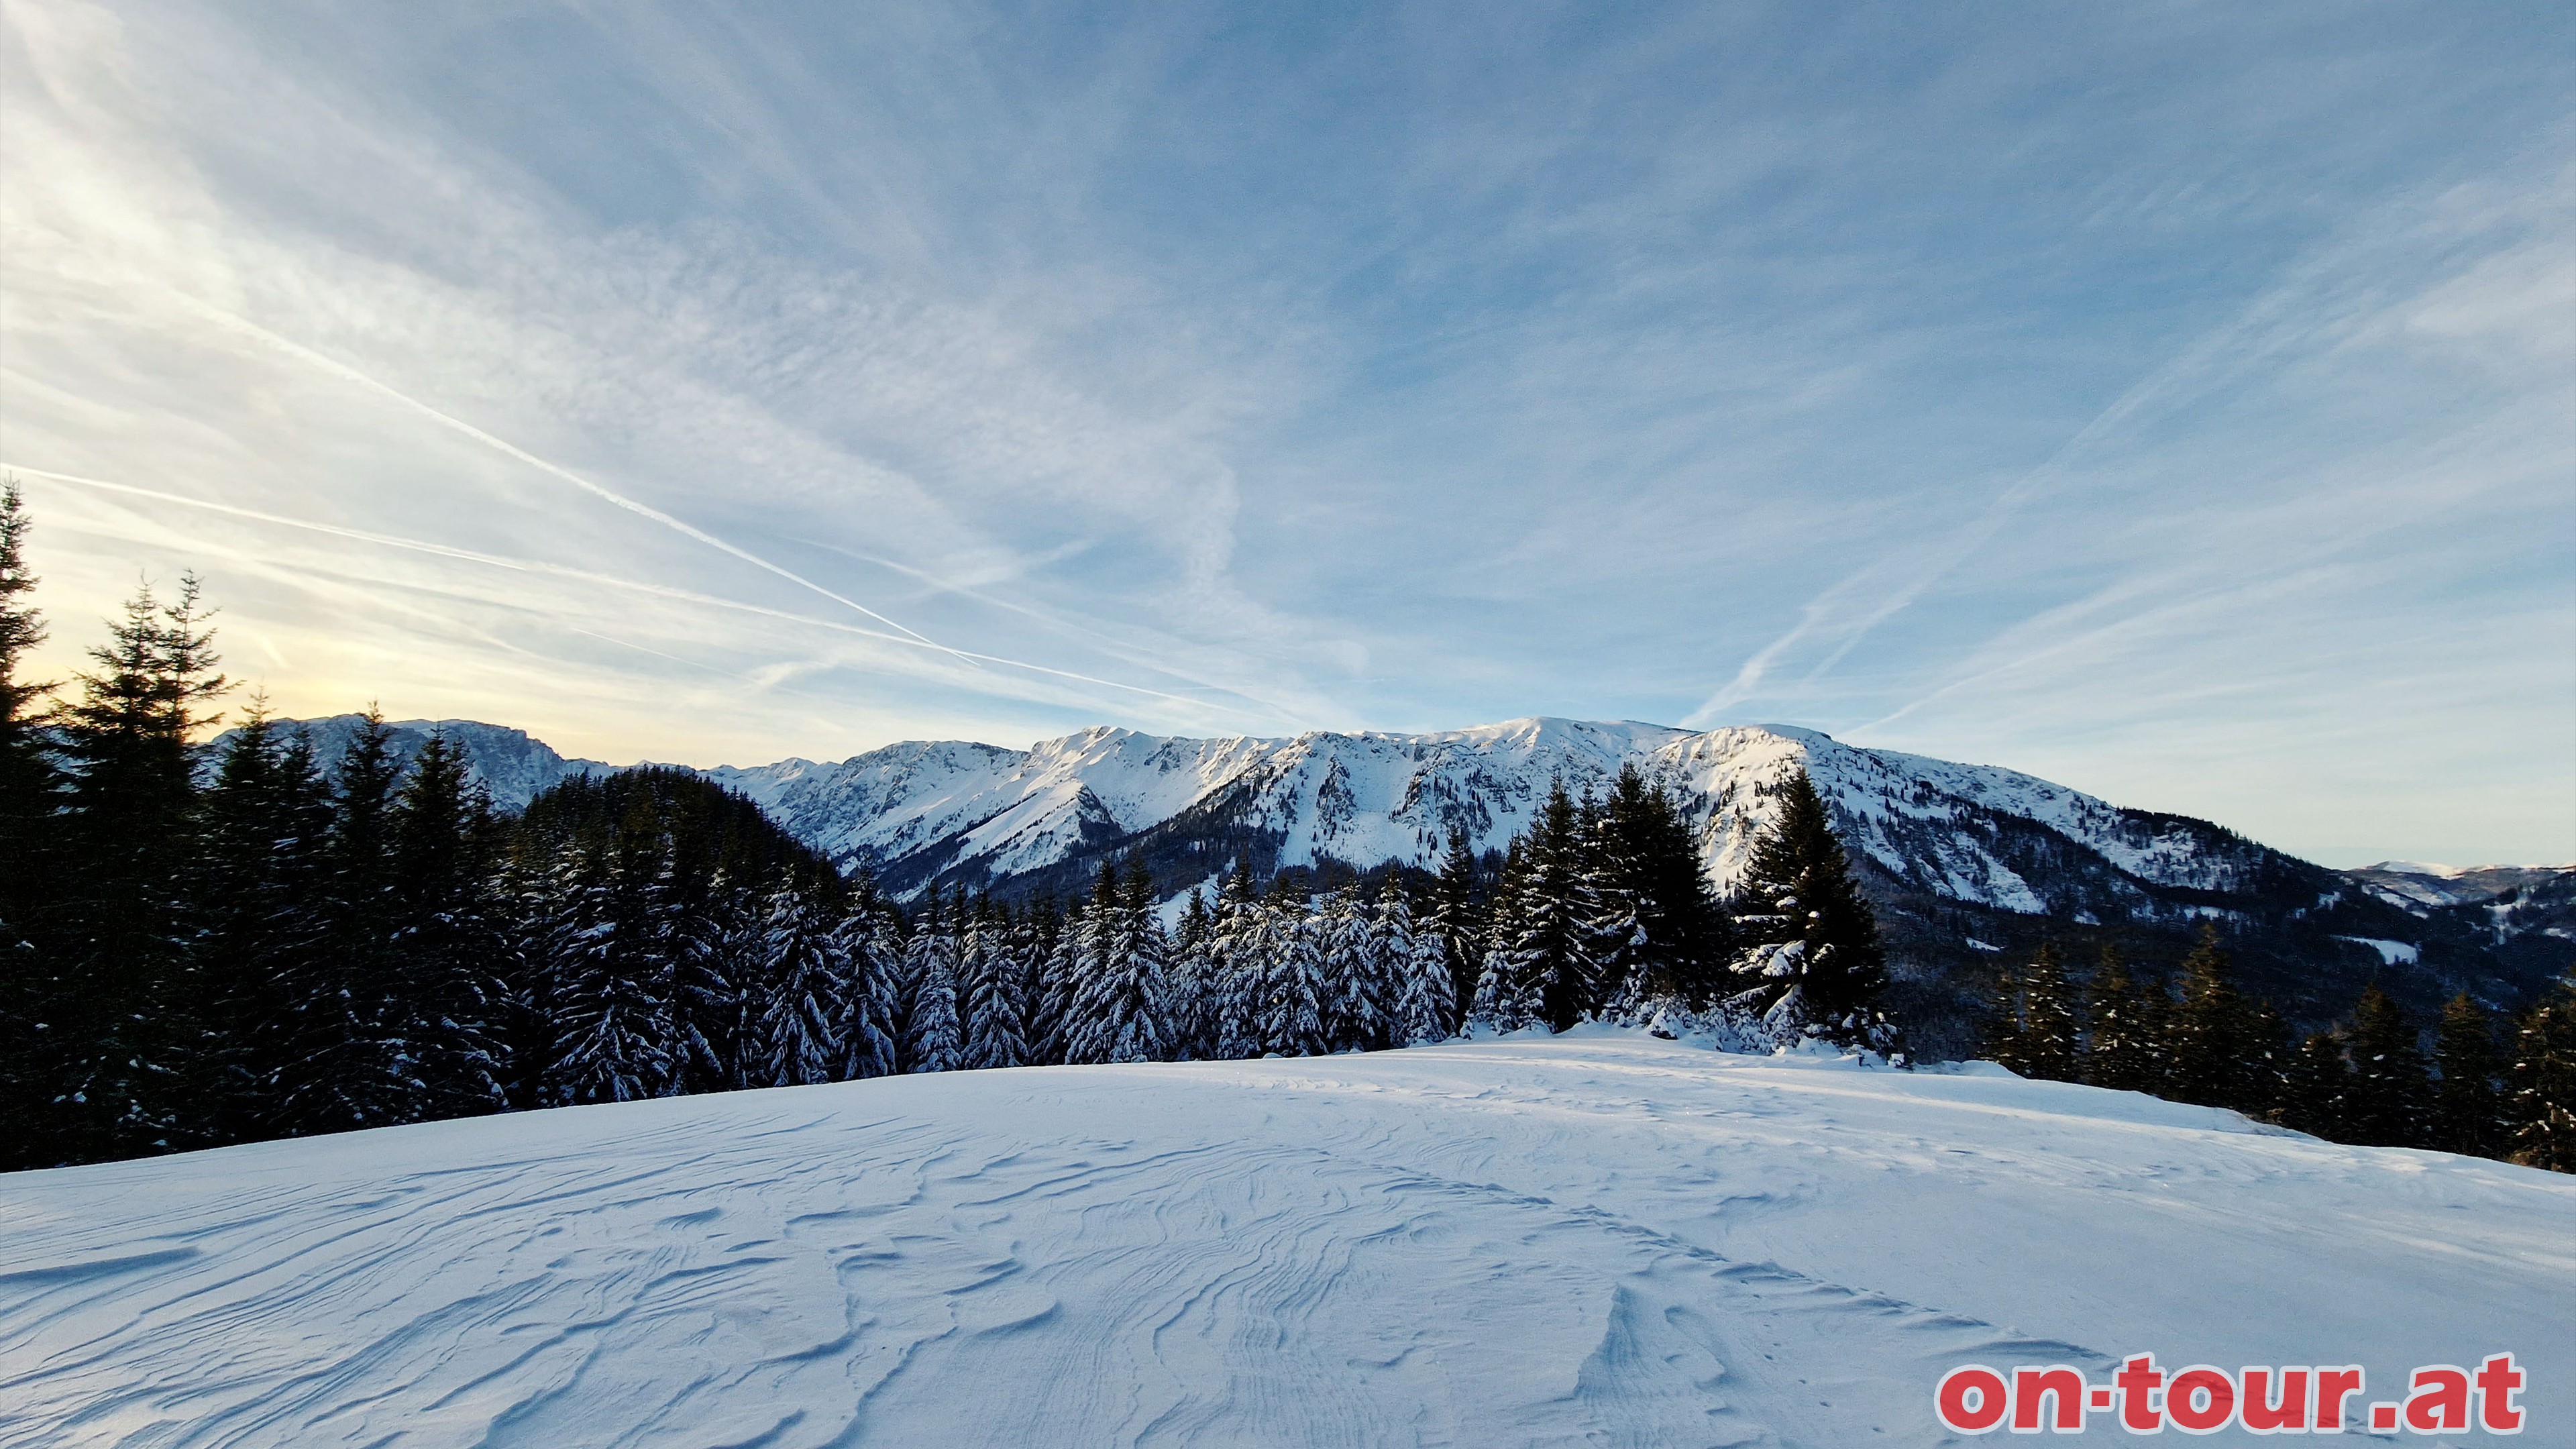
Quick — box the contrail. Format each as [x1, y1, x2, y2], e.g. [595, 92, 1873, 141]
[6, 464, 1221, 712]
[158, 289, 971, 663]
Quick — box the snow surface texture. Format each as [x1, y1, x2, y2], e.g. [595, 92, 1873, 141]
[4, 1034, 2567, 1448]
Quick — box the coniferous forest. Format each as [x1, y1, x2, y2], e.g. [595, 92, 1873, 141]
[1, 483, 2568, 1175]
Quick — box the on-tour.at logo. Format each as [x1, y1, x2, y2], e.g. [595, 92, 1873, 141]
[1935, 1352, 2526, 1435]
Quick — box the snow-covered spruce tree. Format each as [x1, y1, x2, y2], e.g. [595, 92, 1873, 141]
[950, 896, 989, 1059]
[1032, 893, 1083, 1067]
[2429, 992, 2505, 1159]
[2341, 983, 2428, 1148]
[48, 575, 229, 1162]
[2506, 975, 2575, 1172]
[1470, 837, 1533, 1031]
[1008, 896, 1059, 1067]
[903, 888, 963, 1074]
[827, 902, 899, 1081]
[1582, 816, 1652, 1025]
[961, 898, 1031, 1071]
[1211, 862, 1266, 1059]
[547, 847, 682, 1106]
[1381, 888, 1454, 1046]
[2081, 946, 2165, 1093]
[676, 873, 766, 1093]
[1258, 881, 1328, 1057]
[761, 876, 847, 1087]
[1164, 887, 1220, 1061]
[1061, 870, 1116, 1063]
[1320, 881, 1387, 1052]
[1065, 861, 1171, 1065]
[1723, 769, 1892, 1052]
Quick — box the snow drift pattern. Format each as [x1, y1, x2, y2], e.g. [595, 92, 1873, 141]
[4, 1035, 2568, 1447]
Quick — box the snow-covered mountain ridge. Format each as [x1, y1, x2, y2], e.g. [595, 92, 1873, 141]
[714, 716, 2281, 905]
[249, 714, 2573, 1046]
[265, 714, 2263, 900]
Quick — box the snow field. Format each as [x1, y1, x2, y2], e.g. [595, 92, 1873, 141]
[2, 1033, 2568, 1447]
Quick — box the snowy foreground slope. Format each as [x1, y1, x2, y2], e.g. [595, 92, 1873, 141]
[4, 1036, 2567, 1448]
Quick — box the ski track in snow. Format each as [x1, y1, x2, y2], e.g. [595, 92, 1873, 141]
[3, 1036, 2569, 1448]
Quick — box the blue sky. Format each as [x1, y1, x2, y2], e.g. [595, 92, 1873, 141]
[1, 1, 2569, 865]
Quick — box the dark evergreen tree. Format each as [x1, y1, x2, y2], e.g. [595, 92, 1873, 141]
[1585, 763, 1723, 1011]
[2505, 976, 2575, 1173]
[1725, 769, 1890, 1048]
[2010, 943, 2080, 1082]
[2274, 1032, 2353, 1138]
[2341, 983, 2428, 1148]
[276, 710, 413, 1133]
[2165, 924, 2259, 1111]
[387, 733, 508, 1118]
[2082, 947, 2165, 1094]
[1509, 780, 1596, 1032]
[191, 704, 332, 1144]
[1980, 961, 2028, 1074]
[1431, 828, 1483, 1027]
[2239, 996, 2290, 1121]
[48, 576, 228, 1161]
[0, 483, 62, 1169]
[2428, 993, 2504, 1159]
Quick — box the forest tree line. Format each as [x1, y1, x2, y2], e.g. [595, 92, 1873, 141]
[1982, 931, 2575, 1170]
[0, 486, 1894, 1169]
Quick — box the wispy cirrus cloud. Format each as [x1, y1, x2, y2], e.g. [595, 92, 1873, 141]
[0, 0, 2567, 861]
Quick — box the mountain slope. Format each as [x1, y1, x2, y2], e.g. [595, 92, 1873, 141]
[3, 1034, 2567, 1447]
